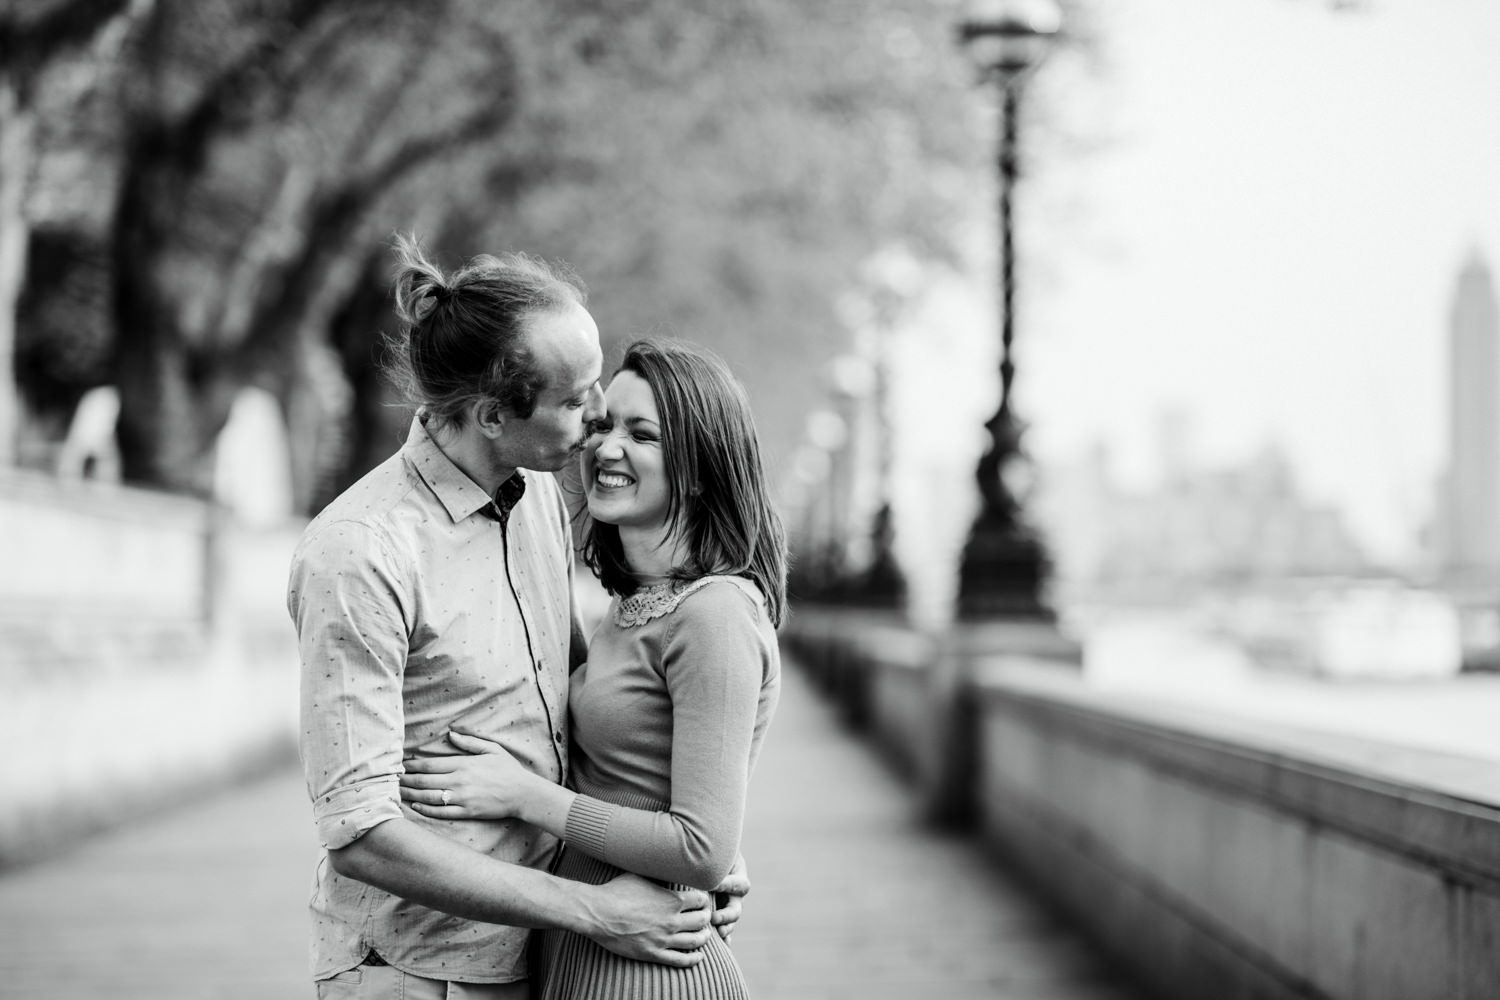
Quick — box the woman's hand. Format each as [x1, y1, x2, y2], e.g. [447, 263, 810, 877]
[399, 730, 541, 821]
[711, 855, 751, 944]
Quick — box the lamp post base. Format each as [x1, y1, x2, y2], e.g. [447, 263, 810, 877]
[849, 502, 907, 610]
[955, 513, 1052, 621]
[923, 608, 1080, 827]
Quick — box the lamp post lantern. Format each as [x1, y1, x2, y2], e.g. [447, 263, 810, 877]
[955, 0, 1061, 621]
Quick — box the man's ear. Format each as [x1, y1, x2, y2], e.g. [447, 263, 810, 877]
[472, 399, 506, 439]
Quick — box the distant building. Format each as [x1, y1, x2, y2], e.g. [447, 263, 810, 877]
[1035, 435, 1371, 599]
[1436, 252, 1500, 579]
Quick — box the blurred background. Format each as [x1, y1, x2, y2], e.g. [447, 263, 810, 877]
[2, 0, 1499, 993]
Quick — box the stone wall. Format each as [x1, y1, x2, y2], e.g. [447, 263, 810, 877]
[784, 606, 1500, 1000]
[0, 470, 302, 867]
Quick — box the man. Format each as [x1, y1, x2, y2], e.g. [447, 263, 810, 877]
[288, 236, 740, 999]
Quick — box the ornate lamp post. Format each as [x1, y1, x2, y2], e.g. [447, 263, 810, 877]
[954, 0, 1061, 621]
[844, 245, 923, 609]
[803, 407, 850, 596]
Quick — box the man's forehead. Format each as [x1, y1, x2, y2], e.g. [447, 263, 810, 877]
[558, 341, 603, 390]
[527, 306, 601, 390]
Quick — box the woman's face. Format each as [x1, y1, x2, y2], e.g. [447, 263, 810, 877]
[582, 370, 672, 534]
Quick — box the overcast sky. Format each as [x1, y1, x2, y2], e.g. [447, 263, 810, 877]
[1008, 0, 1500, 563]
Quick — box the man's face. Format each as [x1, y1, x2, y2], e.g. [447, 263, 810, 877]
[495, 300, 606, 473]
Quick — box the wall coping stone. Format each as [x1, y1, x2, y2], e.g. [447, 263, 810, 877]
[969, 656, 1500, 889]
[0, 467, 214, 525]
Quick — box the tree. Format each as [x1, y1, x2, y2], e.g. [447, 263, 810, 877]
[0, 0, 145, 466]
[108, 0, 544, 496]
[10, 0, 1008, 512]
[291, 0, 990, 510]
[426, 0, 986, 475]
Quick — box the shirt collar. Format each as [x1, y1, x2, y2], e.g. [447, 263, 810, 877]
[402, 415, 525, 524]
[488, 473, 527, 526]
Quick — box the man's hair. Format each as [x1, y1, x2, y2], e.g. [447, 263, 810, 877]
[581, 339, 789, 628]
[383, 232, 587, 432]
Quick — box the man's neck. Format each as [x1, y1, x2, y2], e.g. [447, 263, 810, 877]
[428, 422, 516, 498]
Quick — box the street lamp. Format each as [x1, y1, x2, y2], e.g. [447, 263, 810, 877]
[804, 407, 850, 594]
[954, 0, 1061, 621]
[844, 245, 924, 609]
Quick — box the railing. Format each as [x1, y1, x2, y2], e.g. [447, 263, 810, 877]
[784, 604, 1500, 1000]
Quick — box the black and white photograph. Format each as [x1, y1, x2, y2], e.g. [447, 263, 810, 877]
[1, 1, 1496, 997]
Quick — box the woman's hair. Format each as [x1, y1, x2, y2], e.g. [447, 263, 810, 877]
[581, 339, 789, 628]
[383, 232, 587, 432]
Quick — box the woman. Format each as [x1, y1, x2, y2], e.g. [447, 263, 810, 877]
[401, 339, 787, 999]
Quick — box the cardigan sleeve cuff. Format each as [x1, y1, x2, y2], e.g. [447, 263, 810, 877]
[564, 795, 616, 858]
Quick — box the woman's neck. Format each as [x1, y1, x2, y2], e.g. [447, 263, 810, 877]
[621, 525, 687, 585]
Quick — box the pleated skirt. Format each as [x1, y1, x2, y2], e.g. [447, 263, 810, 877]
[532, 847, 750, 1000]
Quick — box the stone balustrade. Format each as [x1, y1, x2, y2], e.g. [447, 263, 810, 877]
[784, 605, 1500, 1000]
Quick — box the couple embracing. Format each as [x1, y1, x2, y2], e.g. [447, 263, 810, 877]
[288, 235, 787, 999]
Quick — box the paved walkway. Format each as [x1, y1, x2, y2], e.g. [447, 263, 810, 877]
[0, 663, 1146, 999]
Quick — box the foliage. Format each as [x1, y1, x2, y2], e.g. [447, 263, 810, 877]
[10, 0, 998, 506]
[418, 0, 987, 481]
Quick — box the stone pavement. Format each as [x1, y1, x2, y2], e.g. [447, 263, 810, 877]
[0, 662, 1146, 999]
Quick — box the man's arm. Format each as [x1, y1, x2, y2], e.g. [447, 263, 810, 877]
[290, 521, 710, 964]
[330, 817, 713, 966]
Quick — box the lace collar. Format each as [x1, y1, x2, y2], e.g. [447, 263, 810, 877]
[613, 575, 750, 628]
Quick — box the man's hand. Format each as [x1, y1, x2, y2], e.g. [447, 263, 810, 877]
[582, 873, 713, 967]
[710, 855, 751, 944]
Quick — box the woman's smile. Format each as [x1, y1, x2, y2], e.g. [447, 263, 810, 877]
[594, 470, 635, 489]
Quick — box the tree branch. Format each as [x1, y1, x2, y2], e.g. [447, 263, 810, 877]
[132, 0, 350, 173]
[226, 47, 525, 377]
[2, 0, 130, 66]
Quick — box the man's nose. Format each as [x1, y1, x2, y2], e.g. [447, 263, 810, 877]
[584, 385, 606, 423]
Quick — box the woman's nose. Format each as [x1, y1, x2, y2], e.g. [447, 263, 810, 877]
[594, 433, 624, 460]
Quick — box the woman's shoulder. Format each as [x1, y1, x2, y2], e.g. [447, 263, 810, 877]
[679, 575, 766, 615]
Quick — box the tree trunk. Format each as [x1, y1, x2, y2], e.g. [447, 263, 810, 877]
[275, 339, 351, 517]
[112, 149, 239, 493]
[325, 263, 406, 508]
[113, 323, 237, 495]
[0, 83, 35, 468]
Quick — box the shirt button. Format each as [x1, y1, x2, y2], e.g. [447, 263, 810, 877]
[553, 731, 564, 744]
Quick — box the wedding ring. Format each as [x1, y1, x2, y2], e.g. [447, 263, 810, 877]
[441, 789, 452, 806]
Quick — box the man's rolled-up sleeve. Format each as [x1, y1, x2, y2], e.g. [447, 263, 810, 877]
[289, 520, 412, 850]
